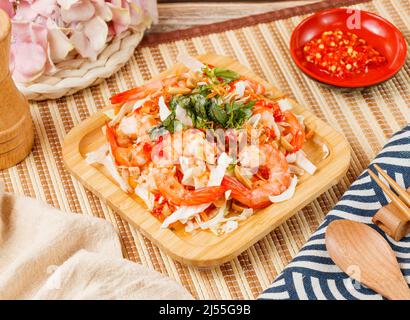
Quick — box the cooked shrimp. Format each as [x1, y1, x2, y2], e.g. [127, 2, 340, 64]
[282, 111, 305, 152]
[253, 100, 305, 151]
[244, 78, 266, 96]
[253, 100, 282, 121]
[221, 144, 291, 209]
[110, 73, 198, 104]
[106, 124, 151, 167]
[154, 171, 226, 206]
[110, 79, 164, 104]
[118, 113, 158, 140]
[228, 78, 266, 98]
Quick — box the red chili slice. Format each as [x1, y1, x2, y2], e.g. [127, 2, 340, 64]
[303, 29, 386, 78]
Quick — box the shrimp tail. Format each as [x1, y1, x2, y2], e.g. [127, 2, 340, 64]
[182, 187, 227, 206]
[283, 111, 306, 151]
[221, 176, 249, 193]
[106, 123, 118, 153]
[110, 80, 163, 104]
[221, 176, 254, 207]
[110, 88, 146, 104]
[221, 176, 271, 209]
[106, 123, 134, 167]
[156, 174, 226, 206]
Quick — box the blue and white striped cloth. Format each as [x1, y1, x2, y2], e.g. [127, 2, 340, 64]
[259, 125, 410, 300]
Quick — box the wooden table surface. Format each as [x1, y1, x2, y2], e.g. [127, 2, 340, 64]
[151, 0, 320, 33]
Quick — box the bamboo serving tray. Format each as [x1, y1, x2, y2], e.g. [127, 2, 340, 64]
[63, 54, 351, 267]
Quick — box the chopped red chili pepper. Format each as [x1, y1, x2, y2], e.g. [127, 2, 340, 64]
[151, 192, 176, 221]
[176, 169, 184, 182]
[303, 29, 386, 78]
[152, 202, 164, 218]
[254, 100, 284, 122]
[257, 166, 270, 180]
[143, 142, 152, 154]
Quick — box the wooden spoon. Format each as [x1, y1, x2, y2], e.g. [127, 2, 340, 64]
[326, 220, 410, 300]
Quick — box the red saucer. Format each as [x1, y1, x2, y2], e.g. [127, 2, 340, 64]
[290, 8, 407, 88]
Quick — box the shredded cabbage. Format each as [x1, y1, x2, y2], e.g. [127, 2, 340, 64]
[208, 152, 232, 187]
[295, 151, 317, 175]
[132, 98, 148, 112]
[175, 104, 193, 126]
[118, 115, 138, 136]
[198, 203, 227, 230]
[86, 144, 130, 192]
[225, 208, 253, 222]
[246, 113, 261, 127]
[269, 176, 298, 203]
[221, 221, 239, 234]
[235, 81, 247, 98]
[185, 220, 199, 233]
[159, 96, 171, 121]
[286, 153, 297, 163]
[313, 137, 330, 159]
[198, 206, 254, 234]
[177, 54, 204, 72]
[109, 102, 132, 126]
[161, 203, 211, 229]
[278, 98, 293, 111]
[103, 108, 115, 120]
[225, 190, 231, 200]
[135, 185, 155, 210]
[261, 111, 281, 138]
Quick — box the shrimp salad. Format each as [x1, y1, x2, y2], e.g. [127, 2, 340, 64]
[87, 55, 324, 235]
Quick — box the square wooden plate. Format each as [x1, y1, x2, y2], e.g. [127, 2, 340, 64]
[63, 54, 350, 267]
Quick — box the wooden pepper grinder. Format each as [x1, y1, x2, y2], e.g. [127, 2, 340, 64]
[0, 9, 34, 169]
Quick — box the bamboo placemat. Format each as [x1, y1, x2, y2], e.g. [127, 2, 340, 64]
[2, 0, 409, 299]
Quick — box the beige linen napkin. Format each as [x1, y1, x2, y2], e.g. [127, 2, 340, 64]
[0, 184, 192, 300]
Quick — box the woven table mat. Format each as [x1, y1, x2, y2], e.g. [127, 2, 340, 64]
[1, 0, 409, 299]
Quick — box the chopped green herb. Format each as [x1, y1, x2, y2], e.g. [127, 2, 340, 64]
[154, 64, 254, 131]
[202, 66, 239, 84]
[213, 68, 240, 81]
[190, 94, 208, 119]
[208, 103, 228, 126]
[225, 100, 255, 128]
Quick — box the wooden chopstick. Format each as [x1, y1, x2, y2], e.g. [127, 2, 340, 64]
[374, 164, 410, 207]
[367, 168, 410, 220]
